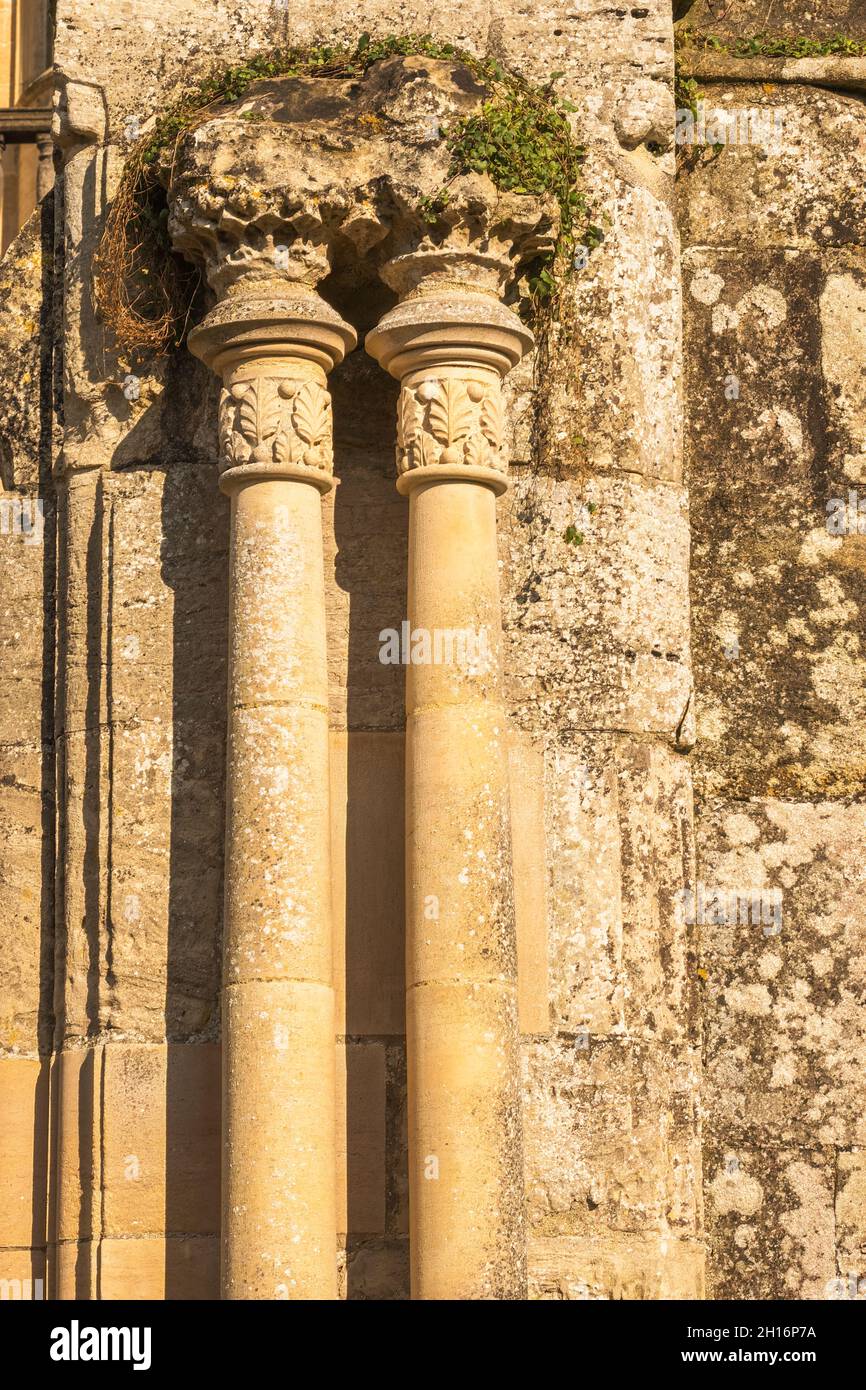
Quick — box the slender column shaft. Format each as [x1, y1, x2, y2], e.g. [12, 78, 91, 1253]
[406, 474, 524, 1299]
[188, 292, 355, 1299]
[221, 468, 336, 1300]
[368, 290, 533, 1299]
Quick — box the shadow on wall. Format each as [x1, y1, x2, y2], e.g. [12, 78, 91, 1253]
[331, 345, 409, 1299]
[161, 348, 228, 1299]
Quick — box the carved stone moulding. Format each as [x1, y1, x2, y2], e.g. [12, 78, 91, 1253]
[187, 287, 356, 376]
[396, 372, 505, 481]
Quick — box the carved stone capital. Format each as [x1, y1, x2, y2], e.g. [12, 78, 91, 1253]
[167, 184, 337, 299]
[163, 56, 556, 304]
[366, 287, 532, 496]
[188, 287, 355, 495]
[163, 56, 556, 494]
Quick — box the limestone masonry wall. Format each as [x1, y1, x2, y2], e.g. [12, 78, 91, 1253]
[0, 0, 862, 1301]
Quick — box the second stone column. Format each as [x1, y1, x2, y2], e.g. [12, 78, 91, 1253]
[368, 266, 533, 1299]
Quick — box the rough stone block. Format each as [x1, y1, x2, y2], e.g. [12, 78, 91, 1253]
[529, 1232, 704, 1300]
[704, 1141, 835, 1300]
[0, 1057, 49, 1250]
[680, 85, 866, 251]
[685, 246, 866, 801]
[523, 1035, 702, 1244]
[546, 734, 698, 1044]
[502, 474, 692, 740]
[700, 800, 866, 1150]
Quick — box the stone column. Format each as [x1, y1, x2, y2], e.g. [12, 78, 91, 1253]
[367, 263, 533, 1299]
[36, 132, 54, 200]
[188, 283, 355, 1299]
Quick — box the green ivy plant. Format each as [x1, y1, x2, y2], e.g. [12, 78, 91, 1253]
[675, 29, 866, 59]
[674, 71, 701, 123]
[673, 28, 866, 168]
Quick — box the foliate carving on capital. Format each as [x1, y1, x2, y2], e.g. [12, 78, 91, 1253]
[396, 376, 506, 479]
[218, 368, 334, 475]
